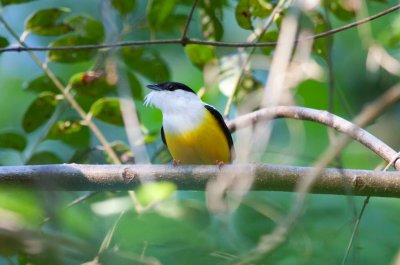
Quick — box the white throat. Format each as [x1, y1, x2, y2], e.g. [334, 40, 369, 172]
[144, 90, 206, 133]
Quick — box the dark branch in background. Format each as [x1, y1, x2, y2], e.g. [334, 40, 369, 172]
[181, 0, 198, 45]
[0, 4, 398, 53]
[1, 164, 400, 197]
[227, 105, 400, 170]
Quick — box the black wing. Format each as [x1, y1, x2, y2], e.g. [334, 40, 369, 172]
[204, 104, 235, 161]
[161, 126, 167, 148]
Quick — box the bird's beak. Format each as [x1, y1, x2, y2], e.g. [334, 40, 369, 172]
[146, 84, 162, 91]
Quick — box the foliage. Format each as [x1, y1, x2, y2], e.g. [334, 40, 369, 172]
[0, 0, 399, 264]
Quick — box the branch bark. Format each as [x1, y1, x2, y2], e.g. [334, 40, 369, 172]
[227, 106, 400, 170]
[1, 164, 400, 197]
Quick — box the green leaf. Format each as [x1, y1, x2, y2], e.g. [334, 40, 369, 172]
[1, 0, 37, 6]
[24, 75, 60, 93]
[0, 132, 26, 151]
[121, 47, 170, 82]
[326, 0, 355, 21]
[136, 182, 177, 206]
[0, 36, 9, 48]
[22, 92, 57, 133]
[127, 72, 143, 100]
[48, 35, 98, 63]
[111, 0, 136, 16]
[47, 119, 90, 148]
[26, 151, 63, 164]
[147, 0, 176, 31]
[66, 15, 105, 42]
[185, 44, 216, 69]
[90, 97, 123, 126]
[235, 0, 253, 30]
[259, 31, 278, 55]
[25, 8, 72, 36]
[70, 71, 115, 97]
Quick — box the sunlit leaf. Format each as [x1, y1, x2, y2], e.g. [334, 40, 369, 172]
[26, 151, 63, 164]
[0, 36, 9, 48]
[185, 44, 216, 69]
[111, 0, 136, 16]
[66, 15, 105, 42]
[147, 0, 176, 31]
[70, 71, 115, 97]
[121, 47, 170, 82]
[0, 132, 26, 151]
[127, 71, 143, 100]
[258, 31, 278, 55]
[22, 92, 57, 132]
[90, 97, 123, 126]
[47, 119, 90, 148]
[48, 35, 98, 63]
[136, 182, 177, 206]
[24, 75, 60, 93]
[25, 8, 72, 36]
[1, 0, 38, 6]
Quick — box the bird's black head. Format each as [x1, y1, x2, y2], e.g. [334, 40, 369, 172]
[146, 82, 196, 94]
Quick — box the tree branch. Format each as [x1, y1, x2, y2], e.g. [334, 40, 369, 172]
[0, 4, 398, 53]
[227, 105, 400, 170]
[0, 164, 400, 197]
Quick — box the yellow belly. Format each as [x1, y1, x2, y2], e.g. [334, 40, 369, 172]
[164, 111, 231, 164]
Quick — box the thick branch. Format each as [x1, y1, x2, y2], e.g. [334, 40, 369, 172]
[0, 4, 398, 53]
[0, 164, 400, 197]
[227, 106, 400, 170]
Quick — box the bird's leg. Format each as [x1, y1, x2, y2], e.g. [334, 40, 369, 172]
[215, 160, 225, 170]
[173, 159, 181, 166]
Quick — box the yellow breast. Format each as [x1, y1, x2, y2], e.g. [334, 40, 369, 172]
[164, 110, 231, 164]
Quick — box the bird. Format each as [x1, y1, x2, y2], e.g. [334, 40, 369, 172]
[144, 82, 234, 165]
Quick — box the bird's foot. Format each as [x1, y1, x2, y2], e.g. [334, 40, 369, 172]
[173, 159, 181, 166]
[215, 160, 225, 170]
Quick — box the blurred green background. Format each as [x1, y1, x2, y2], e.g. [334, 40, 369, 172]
[0, 0, 399, 264]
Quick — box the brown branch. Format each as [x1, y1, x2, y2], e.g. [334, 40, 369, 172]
[228, 105, 400, 171]
[0, 4, 398, 53]
[1, 164, 400, 197]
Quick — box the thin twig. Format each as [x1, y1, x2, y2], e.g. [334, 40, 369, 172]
[181, 0, 198, 44]
[0, 4, 398, 53]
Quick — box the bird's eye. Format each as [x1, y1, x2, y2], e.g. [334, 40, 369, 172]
[168, 85, 174, 90]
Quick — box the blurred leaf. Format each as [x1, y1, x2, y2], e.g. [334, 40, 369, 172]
[48, 35, 98, 63]
[1, 0, 37, 6]
[26, 151, 63, 164]
[121, 47, 170, 82]
[147, 0, 176, 31]
[313, 13, 332, 58]
[66, 15, 105, 42]
[24, 75, 60, 93]
[47, 119, 90, 148]
[258, 31, 278, 55]
[388, 32, 400, 48]
[25, 8, 72, 36]
[111, 0, 136, 16]
[22, 92, 57, 132]
[90, 97, 123, 126]
[136, 182, 176, 206]
[185, 44, 216, 69]
[0, 36, 9, 48]
[127, 72, 143, 100]
[0, 132, 26, 151]
[199, 8, 223, 41]
[70, 71, 115, 97]
[325, 0, 355, 21]
[107, 141, 134, 164]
